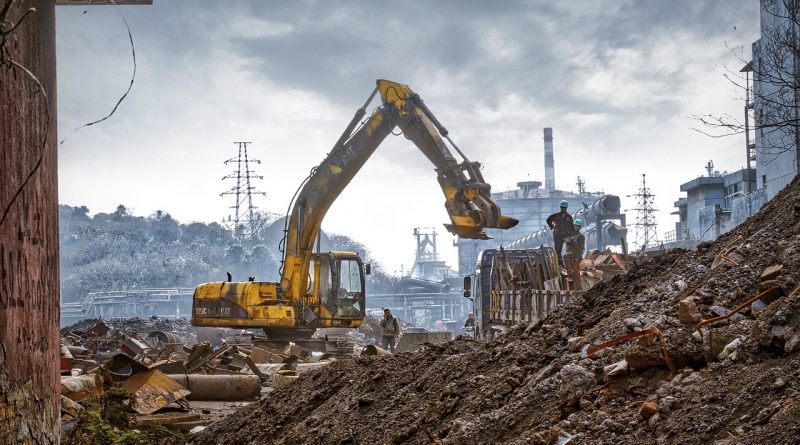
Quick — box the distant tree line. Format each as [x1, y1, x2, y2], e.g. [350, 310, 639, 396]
[59, 204, 400, 302]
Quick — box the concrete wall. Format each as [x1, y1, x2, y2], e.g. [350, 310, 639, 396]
[0, 0, 60, 442]
[697, 205, 723, 241]
[728, 188, 769, 230]
[684, 185, 725, 241]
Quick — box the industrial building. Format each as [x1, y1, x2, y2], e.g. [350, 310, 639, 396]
[368, 228, 466, 331]
[669, 2, 798, 247]
[668, 163, 763, 245]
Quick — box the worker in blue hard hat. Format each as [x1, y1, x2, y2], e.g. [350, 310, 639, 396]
[546, 200, 575, 268]
[567, 218, 586, 263]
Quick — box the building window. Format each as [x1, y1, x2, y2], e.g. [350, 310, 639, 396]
[763, 174, 767, 188]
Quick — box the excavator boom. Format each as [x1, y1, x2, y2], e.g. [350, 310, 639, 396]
[193, 79, 517, 342]
[281, 79, 517, 298]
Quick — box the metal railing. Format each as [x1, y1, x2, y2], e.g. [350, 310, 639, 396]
[61, 288, 195, 320]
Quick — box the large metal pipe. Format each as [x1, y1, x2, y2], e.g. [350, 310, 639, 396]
[544, 128, 555, 192]
[573, 195, 621, 225]
[585, 222, 627, 248]
[165, 374, 261, 401]
[503, 227, 553, 249]
[502, 194, 625, 251]
[504, 221, 627, 250]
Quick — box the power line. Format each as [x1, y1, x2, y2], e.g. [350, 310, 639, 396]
[221, 141, 265, 242]
[628, 173, 659, 251]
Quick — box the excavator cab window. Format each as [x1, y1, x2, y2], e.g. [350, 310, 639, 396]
[333, 257, 365, 318]
[309, 256, 333, 306]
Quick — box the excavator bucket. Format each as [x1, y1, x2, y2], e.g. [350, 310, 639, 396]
[445, 215, 519, 240]
[493, 215, 520, 230]
[444, 224, 492, 240]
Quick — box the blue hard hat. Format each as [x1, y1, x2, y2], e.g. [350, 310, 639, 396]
[559, 200, 569, 208]
[574, 218, 584, 227]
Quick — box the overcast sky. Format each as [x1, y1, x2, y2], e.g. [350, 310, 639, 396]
[56, 0, 760, 275]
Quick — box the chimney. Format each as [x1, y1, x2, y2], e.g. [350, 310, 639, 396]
[543, 127, 555, 192]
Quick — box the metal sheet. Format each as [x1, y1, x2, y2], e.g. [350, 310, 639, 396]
[122, 369, 190, 415]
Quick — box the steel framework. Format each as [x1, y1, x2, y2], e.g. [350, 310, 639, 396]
[221, 141, 265, 241]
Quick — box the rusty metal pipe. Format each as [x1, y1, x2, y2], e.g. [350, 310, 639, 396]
[166, 374, 261, 401]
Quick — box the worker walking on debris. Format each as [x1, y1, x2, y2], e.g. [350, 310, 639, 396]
[546, 200, 575, 267]
[567, 218, 586, 262]
[380, 308, 400, 353]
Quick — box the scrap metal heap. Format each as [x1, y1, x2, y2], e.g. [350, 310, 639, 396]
[469, 246, 629, 340]
[192, 178, 800, 444]
[59, 318, 340, 435]
[59, 312, 435, 438]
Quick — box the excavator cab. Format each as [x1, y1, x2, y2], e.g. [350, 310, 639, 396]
[309, 252, 366, 322]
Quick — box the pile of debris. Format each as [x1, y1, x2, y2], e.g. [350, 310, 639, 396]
[60, 321, 338, 439]
[357, 311, 388, 345]
[62, 316, 199, 346]
[578, 248, 628, 289]
[192, 178, 800, 444]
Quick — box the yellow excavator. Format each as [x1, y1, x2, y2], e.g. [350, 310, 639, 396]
[191, 79, 518, 345]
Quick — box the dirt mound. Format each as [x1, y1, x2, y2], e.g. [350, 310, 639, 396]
[191, 178, 800, 445]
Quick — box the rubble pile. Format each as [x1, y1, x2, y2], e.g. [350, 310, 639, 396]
[357, 311, 386, 345]
[62, 316, 199, 346]
[192, 178, 800, 444]
[578, 249, 628, 289]
[61, 320, 339, 438]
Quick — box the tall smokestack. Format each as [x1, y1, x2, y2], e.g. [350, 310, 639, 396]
[544, 127, 555, 192]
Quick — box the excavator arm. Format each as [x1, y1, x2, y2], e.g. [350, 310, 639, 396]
[192, 79, 517, 338]
[281, 79, 518, 300]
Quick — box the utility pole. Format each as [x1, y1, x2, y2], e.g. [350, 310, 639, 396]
[629, 174, 659, 251]
[221, 141, 266, 242]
